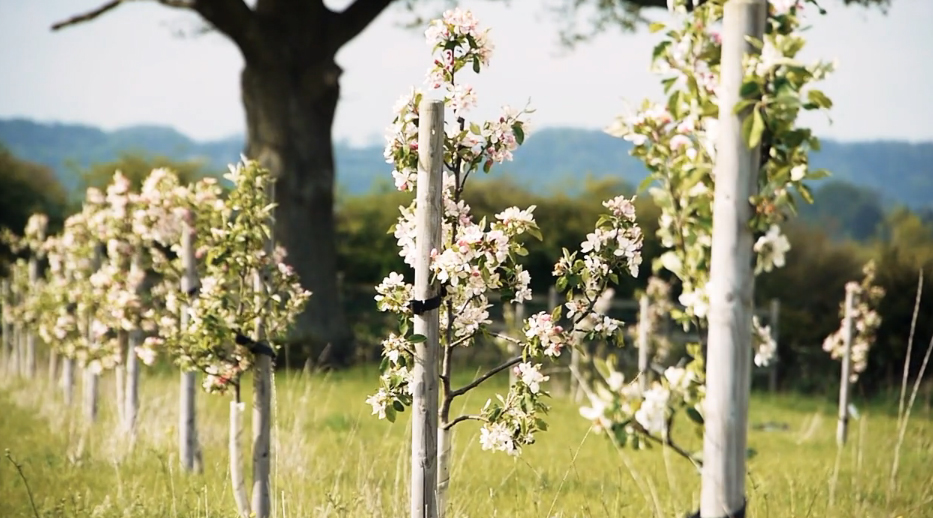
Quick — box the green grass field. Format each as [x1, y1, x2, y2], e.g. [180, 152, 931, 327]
[1, 366, 931, 518]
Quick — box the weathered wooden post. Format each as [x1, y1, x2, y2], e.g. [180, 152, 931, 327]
[83, 246, 103, 423]
[412, 98, 443, 518]
[179, 213, 203, 472]
[251, 181, 276, 518]
[25, 256, 39, 378]
[701, 1, 766, 516]
[1, 279, 11, 373]
[836, 285, 856, 446]
[638, 293, 651, 392]
[768, 298, 780, 392]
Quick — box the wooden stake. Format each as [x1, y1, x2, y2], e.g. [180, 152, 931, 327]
[768, 298, 780, 392]
[638, 293, 651, 392]
[251, 179, 276, 518]
[25, 257, 38, 378]
[411, 98, 443, 518]
[179, 215, 202, 472]
[836, 285, 856, 446]
[1, 279, 10, 373]
[700, 1, 766, 516]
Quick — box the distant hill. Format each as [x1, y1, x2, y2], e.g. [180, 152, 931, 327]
[1, 118, 931, 210]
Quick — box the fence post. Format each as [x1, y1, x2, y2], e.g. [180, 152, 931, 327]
[700, 1, 766, 516]
[836, 285, 856, 446]
[411, 98, 443, 518]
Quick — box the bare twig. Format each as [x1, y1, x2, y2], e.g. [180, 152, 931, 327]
[5, 450, 40, 518]
[448, 356, 523, 399]
[443, 414, 484, 430]
[51, 0, 192, 31]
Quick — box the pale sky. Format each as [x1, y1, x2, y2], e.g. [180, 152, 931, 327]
[0, 0, 930, 146]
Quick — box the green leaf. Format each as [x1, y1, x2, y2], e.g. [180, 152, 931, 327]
[739, 81, 760, 97]
[808, 168, 831, 180]
[686, 407, 705, 425]
[470, 122, 482, 135]
[733, 99, 757, 115]
[648, 22, 666, 33]
[472, 55, 481, 74]
[743, 108, 766, 149]
[527, 227, 543, 241]
[386, 406, 397, 423]
[408, 334, 427, 344]
[512, 123, 525, 145]
[806, 89, 833, 109]
[393, 400, 405, 412]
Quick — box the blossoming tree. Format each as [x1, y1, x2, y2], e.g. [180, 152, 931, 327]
[580, 0, 835, 495]
[368, 9, 643, 517]
[158, 159, 310, 518]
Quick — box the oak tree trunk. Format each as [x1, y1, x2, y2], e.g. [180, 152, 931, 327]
[240, 54, 352, 365]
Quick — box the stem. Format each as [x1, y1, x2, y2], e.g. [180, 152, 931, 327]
[5, 450, 40, 518]
[443, 414, 485, 430]
[449, 356, 522, 399]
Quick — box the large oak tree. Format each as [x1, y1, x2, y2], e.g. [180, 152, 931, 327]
[51, 0, 887, 365]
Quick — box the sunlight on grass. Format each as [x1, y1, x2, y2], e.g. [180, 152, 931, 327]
[1, 367, 931, 517]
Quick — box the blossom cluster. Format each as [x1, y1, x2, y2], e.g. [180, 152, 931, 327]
[822, 260, 885, 382]
[593, 0, 834, 448]
[368, 9, 643, 457]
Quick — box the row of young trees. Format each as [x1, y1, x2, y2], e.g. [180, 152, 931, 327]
[0, 160, 308, 517]
[0, 2, 897, 518]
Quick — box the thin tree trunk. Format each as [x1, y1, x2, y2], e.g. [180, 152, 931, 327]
[63, 357, 75, 406]
[437, 426, 451, 518]
[115, 332, 127, 427]
[230, 399, 251, 518]
[1, 278, 10, 373]
[638, 294, 651, 392]
[25, 257, 38, 378]
[125, 330, 140, 436]
[241, 58, 352, 365]
[83, 366, 99, 422]
[179, 215, 202, 472]
[49, 351, 59, 386]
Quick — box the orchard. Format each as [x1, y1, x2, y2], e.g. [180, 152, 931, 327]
[1, 2, 930, 518]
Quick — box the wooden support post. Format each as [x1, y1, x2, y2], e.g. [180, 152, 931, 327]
[179, 214, 202, 472]
[836, 286, 856, 446]
[768, 298, 780, 392]
[411, 98, 443, 518]
[251, 180, 276, 518]
[638, 293, 651, 392]
[700, 1, 766, 516]
[25, 257, 38, 378]
[1, 279, 10, 374]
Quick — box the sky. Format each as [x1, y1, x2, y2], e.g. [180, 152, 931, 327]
[0, 0, 930, 146]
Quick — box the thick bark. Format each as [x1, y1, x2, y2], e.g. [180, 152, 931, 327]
[240, 45, 353, 365]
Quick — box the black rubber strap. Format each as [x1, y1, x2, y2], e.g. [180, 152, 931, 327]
[686, 501, 746, 518]
[234, 332, 276, 359]
[186, 285, 199, 297]
[411, 285, 447, 315]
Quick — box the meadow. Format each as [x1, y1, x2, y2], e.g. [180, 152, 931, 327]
[1, 366, 931, 518]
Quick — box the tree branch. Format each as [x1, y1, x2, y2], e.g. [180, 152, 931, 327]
[443, 414, 485, 430]
[51, 0, 195, 31]
[333, 0, 394, 48]
[449, 355, 522, 399]
[190, 0, 256, 49]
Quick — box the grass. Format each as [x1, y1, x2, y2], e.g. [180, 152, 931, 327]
[1, 365, 932, 518]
